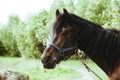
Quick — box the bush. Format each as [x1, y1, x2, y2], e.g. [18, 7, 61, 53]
[0, 0, 120, 59]
[0, 28, 20, 57]
[74, 0, 120, 30]
[0, 10, 50, 59]
[0, 41, 7, 56]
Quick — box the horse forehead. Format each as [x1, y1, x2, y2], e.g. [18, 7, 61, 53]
[62, 26, 72, 30]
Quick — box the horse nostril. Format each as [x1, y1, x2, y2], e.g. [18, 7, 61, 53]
[41, 56, 51, 64]
[46, 56, 50, 63]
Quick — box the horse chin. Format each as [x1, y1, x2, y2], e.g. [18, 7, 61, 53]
[43, 64, 56, 69]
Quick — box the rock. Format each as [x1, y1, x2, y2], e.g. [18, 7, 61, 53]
[0, 70, 29, 80]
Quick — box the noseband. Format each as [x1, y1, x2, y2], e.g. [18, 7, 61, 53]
[48, 42, 78, 60]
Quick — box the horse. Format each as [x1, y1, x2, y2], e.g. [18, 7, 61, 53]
[41, 9, 120, 80]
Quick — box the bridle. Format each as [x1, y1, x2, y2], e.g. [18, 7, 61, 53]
[47, 21, 80, 60]
[48, 42, 78, 60]
[47, 25, 79, 60]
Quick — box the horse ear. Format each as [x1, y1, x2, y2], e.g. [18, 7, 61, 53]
[63, 9, 68, 14]
[56, 9, 60, 18]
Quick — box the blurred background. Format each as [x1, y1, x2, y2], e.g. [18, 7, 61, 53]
[0, 0, 119, 80]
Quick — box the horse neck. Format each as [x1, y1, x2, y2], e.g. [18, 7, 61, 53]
[77, 22, 119, 75]
[78, 23, 104, 54]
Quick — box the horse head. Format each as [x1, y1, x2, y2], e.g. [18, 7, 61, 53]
[41, 9, 78, 69]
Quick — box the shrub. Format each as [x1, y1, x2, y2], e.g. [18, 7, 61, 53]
[1, 0, 120, 59]
[0, 40, 7, 56]
[0, 28, 21, 57]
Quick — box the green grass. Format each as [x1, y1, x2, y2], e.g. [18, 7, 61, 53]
[0, 57, 108, 80]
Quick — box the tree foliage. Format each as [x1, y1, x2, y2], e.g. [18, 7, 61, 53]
[0, 0, 120, 59]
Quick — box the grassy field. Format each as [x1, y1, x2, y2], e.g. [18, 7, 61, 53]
[0, 57, 108, 80]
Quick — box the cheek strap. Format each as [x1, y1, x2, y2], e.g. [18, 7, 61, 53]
[47, 42, 78, 60]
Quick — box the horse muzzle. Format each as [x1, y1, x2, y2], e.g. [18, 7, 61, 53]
[41, 56, 58, 69]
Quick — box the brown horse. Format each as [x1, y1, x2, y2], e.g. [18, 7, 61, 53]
[41, 9, 120, 80]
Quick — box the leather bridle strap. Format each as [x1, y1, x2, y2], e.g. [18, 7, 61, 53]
[48, 42, 78, 60]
